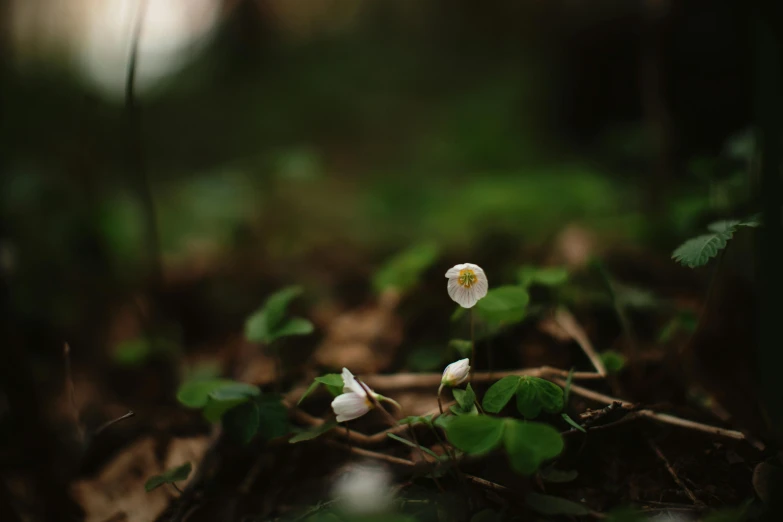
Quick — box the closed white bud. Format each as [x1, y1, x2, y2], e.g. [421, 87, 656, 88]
[441, 358, 470, 387]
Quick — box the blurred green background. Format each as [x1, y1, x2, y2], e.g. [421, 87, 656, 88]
[1, 0, 753, 358]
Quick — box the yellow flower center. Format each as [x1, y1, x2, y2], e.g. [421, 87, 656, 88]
[457, 268, 478, 288]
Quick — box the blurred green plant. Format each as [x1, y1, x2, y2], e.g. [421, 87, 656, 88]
[176, 378, 289, 443]
[372, 243, 440, 294]
[600, 351, 626, 375]
[144, 462, 192, 492]
[245, 286, 314, 344]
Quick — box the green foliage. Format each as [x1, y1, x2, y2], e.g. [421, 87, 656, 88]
[177, 379, 260, 409]
[659, 309, 698, 342]
[223, 400, 260, 444]
[372, 243, 440, 293]
[604, 507, 647, 522]
[600, 350, 627, 374]
[444, 415, 505, 454]
[539, 465, 578, 483]
[474, 286, 530, 324]
[516, 377, 564, 419]
[298, 374, 345, 405]
[245, 286, 314, 344]
[397, 414, 434, 427]
[482, 376, 521, 413]
[672, 215, 760, 268]
[444, 416, 564, 475]
[452, 384, 476, 412]
[518, 265, 569, 288]
[387, 433, 442, 459]
[482, 376, 564, 419]
[145, 462, 192, 492]
[289, 420, 339, 444]
[223, 395, 289, 444]
[448, 339, 472, 358]
[176, 378, 287, 443]
[503, 421, 564, 475]
[524, 492, 593, 516]
[112, 337, 178, 367]
[561, 413, 586, 433]
[406, 346, 446, 371]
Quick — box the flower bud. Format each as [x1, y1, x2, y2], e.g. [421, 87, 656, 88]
[441, 358, 470, 387]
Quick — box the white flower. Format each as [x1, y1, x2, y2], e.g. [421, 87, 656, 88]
[332, 462, 393, 514]
[441, 358, 470, 388]
[331, 368, 378, 423]
[445, 263, 488, 308]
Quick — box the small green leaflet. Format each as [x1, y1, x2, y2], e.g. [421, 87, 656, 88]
[452, 384, 476, 412]
[518, 265, 569, 288]
[176, 379, 259, 410]
[481, 375, 564, 418]
[387, 433, 441, 459]
[672, 214, 760, 268]
[372, 243, 440, 293]
[144, 462, 192, 492]
[482, 376, 520, 413]
[503, 420, 564, 475]
[244, 286, 314, 344]
[540, 465, 578, 483]
[289, 420, 338, 443]
[444, 415, 505, 454]
[524, 492, 593, 516]
[297, 374, 344, 404]
[561, 413, 586, 433]
[600, 350, 626, 374]
[516, 376, 564, 419]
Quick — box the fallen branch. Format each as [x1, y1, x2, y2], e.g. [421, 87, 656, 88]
[550, 377, 764, 450]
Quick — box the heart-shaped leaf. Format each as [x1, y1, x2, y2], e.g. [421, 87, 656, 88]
[503, 420, 564, 475]
[515, 376, 564, 419]
[482, 376, 520, 413]
[445, 415, 505, 454]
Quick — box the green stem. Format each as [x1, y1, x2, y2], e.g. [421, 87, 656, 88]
[469, 308, 476, 382]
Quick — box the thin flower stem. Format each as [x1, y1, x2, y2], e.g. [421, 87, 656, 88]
[437, 385, 444, 415]
[469, 308, 476, 382]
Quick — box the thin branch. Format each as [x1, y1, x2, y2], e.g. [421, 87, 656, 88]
[325, 441, 415, 467]
[93, 410, 135, 436]
[646, 438, 702, 506]
[637, 411, 764, 450]
[361, 367, 602, 391]
[550, 377, 763, 449]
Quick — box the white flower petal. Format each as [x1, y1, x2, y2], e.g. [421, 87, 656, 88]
[445, 264, 467, 278]
[341, 367, 365, 395]
[332, 392, 372, 422]
[446, 262, 488, 308]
